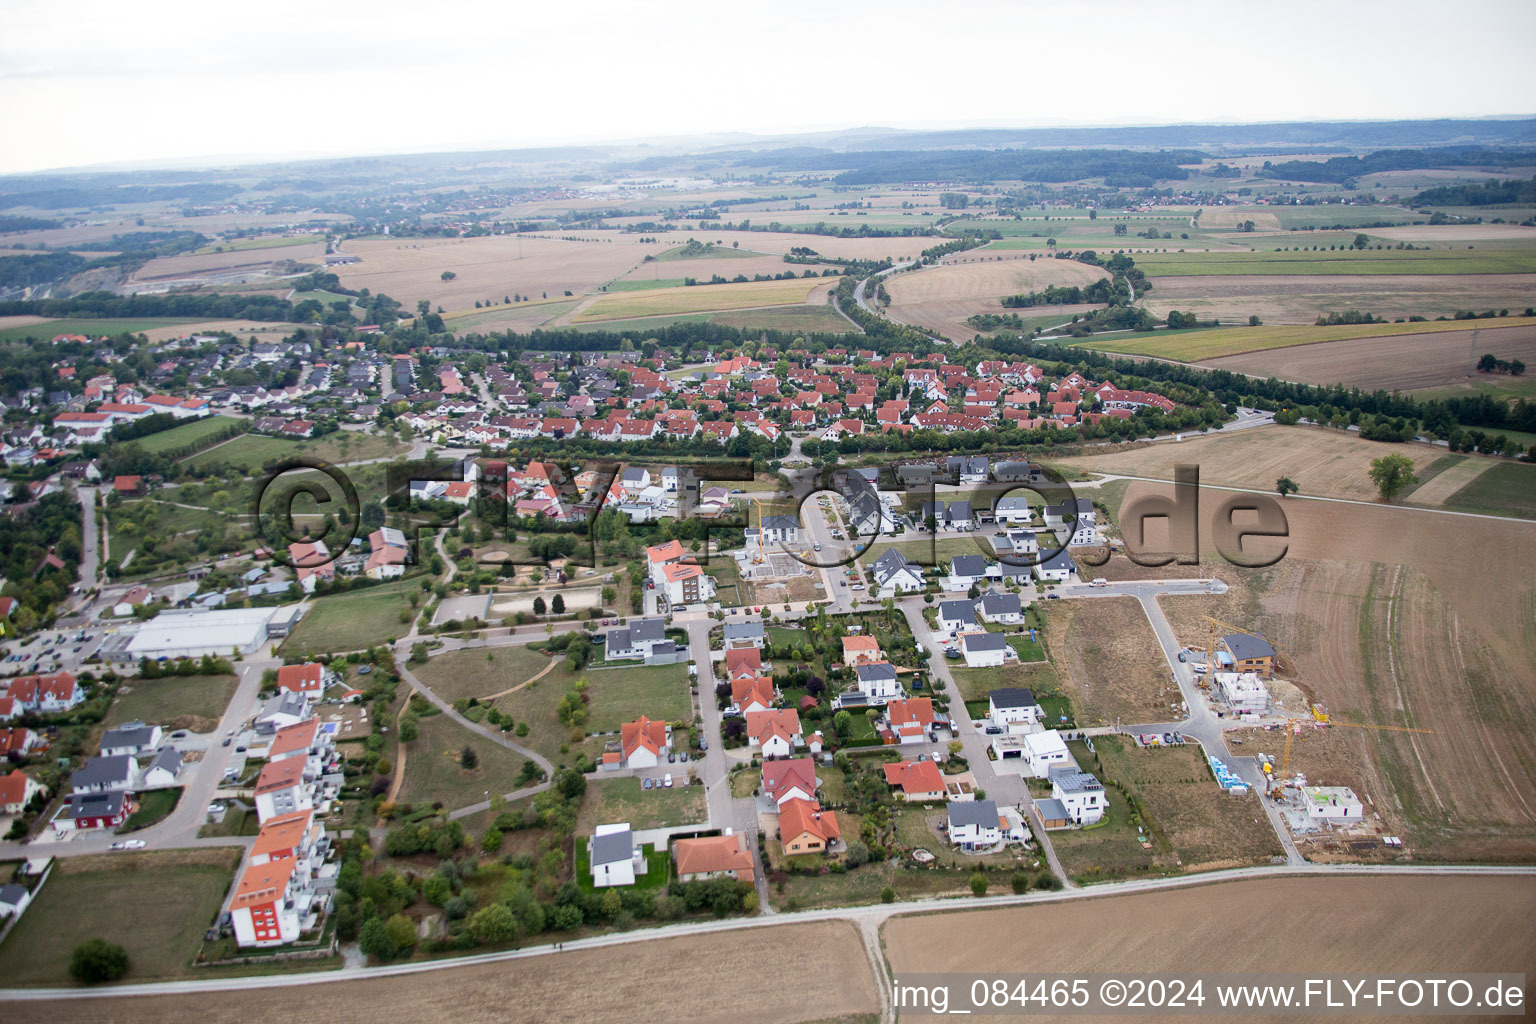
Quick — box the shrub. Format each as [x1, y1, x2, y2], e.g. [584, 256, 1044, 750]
[880, 886, 896, 904]
[467, 902, 518, 944]
[69, 938, 129, 983]
[969, 870, 988, 896]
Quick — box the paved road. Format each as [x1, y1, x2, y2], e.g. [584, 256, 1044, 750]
[9, 859, 1530, 1002]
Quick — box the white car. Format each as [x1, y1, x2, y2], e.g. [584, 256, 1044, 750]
[109, 839, 146, 851]
[663, 773, 674, 788]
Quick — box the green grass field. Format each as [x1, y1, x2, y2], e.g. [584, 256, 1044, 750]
[194, 234, 323, 254]
[1069, 316, 1536, 362]
[105, 674, 238, 729]
[289, 289, 358, 307]
[122, 788, 182, 832]
[604, 278, 689, 292]
[573, 278, 823, 323]
[1441, 463, 1536, 519]
[0, 848, 240, 985]
[282, 582, 417, 654]
[710, 305, 853, 332]
[0, 317, 208, 343]
[575, 776, 707, 832]
[396, 711, 529, 810]
[652, 244, 764, 262]
[133, 415, 243, 454]
[182, 430, 405, 470]
[583, 664, 691, 733]
[1132, 248, 1536, 277]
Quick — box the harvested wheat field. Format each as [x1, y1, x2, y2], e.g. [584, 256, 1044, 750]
[331, 235, 659, 311]
[569, 277, 832, 323]
[135, 319, 297, 343]
[883, 875, 1535, 991]
[1402, 456, 1496, 507]
[1206, 323, 1536, 391]
[613, 253, 832, 283]
[1193, 207, 1283, 231]
[1108, 485, 1536, 862]
[1049, 597, 1179, 725]
[1373, 223, 1536, 242]
[1056, 424, 1447, 503]
[1143, 273, 1536, 325]
[885, 259, 1108, 340]
[127, 241, 327, 283]
[9, 921, 879, 1024]
[644, 228, 942, 261]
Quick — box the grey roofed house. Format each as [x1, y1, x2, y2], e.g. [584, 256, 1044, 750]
[855, 662, 897, 684]
[70, 755, 136, 793]
[760, 514, 799, 531]
[647, 641, 678, 659]
[951, 554, 988, 578]
[962, 631, 1007, 653]
[630, 617, 666, 645]
[0, 882, 29, 910]
[849, 491, 884, 530]
[61, 790, 128, 820]
[990, 686, 1039, 709]
[606, 626, 636, 656]
[948, 500, 973, 521]
[1034, 797, 1069, 822]
[992, 460, 1040, 482]
[947, 798, 1000, 829]
[938, 599, 977, 625]
[100, 723, 157, 754]
[146, 747, 183, 780]
[255, 690, 309, 732]
[591, 827, 634, 868]
[1223, 633, 1276, 660]
[872, 547, 919, 580]
[1048, 768, 1104, 795]
[897, 463, 938, 485]
[1044, 498, 1095, 518]
[1037, 547, 1076, 574]
[979, 592, 1022, 618]
[723, 620, 765, 642]
[621, 467, 648, 486]
[994, 496, 1031, 516]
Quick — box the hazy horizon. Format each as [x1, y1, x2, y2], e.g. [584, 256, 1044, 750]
[3, 0, 1535, 176]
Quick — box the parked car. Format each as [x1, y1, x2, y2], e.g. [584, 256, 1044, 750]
[642, 777, 653, 790]
[667, 752, 676, 763]
[1173, 732, 1185, 744]
[108, 839, 145, 851]
[357, 665, 373, 675]
[663, 773, 674, 788]
[170, 730, 188, 740]
[698, 739, 707, 751]
[1163, 733, 1174, 745]
[984, 725, 1003, 735]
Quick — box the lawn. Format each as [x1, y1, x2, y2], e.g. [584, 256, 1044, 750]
[949, 659, 1062, 702]
[1441, 462, 1536, 519]
[576, 777, 707, 832]
[198, 804, 261, 838]
[767, 862, 981, 911]
[133, 415, 244, 454]
[194, 233, 323, 254]
[0, 317, 209, 343]
[415, 648, 690, 765]
[573, 836, 672, 892]
[396, 711, 530, 811]
[105, 674, 238, 730]
[282, 582, 418, 654]
[1070, 315, 1536, 362]
[0, 847, 241, 986]
[122, 788, 182, 832]
[1046, 781, 1159, 884]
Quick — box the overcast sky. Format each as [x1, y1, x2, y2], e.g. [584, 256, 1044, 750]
[3, 0, 1534, 176]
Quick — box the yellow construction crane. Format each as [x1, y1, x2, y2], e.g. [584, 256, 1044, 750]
[751, 498, 766, 564]
[1310, 702, 1430, 735]
[1280, 724, 1296, 773]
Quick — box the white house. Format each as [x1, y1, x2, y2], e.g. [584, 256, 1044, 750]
[988, 687, 1044, 732]
[945, 555, 991, 593]
[141, 747, 183, 788]
[605, 618, 668, 661]
[852, 662, 903, 704]
[1034, 547, 1076, 583]
[745, 709, 801, 758]
[871, 549, 924, 593]
[1306, 786, 1365, 825]
[1023, 730, 1073, 778]
[70, 756, 135, 794]
[961, 631, 1008, 668]
[1050, 768, 1106, 825]
[937, 599, 977, 635]
[756, 514, 800, 545]
[977, 592, 1023, 624]
[722, 620, 766, 649]
[0, 882, 31, 918]
[620, 716, 671, 770]
[946, 799, 1003, 850]
[590, 823, 646, 887]
[99, 722, 162, 757]
[994, 495, 1032, 526]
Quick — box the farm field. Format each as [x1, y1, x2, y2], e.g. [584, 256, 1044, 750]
[1439, 461, 1536, 518]
[281, 582, 419, 655]
[1204, 323, 1536, 394]
[575, 776, 707, 832]
[1047, 597, 1178, 726]
[0, 847, 241, 986]
[1069, 315, 1536, 362]
[1142, 273, 1536, 325]
[569, 277, 831, 323]
[21, 921, 880, 1024]
[882, 875, 1535, 979]
[332, 235, 657, 312]
[193, 233, 324, 254]
[884, 257, 1108, 341]
[709, 304, 853, 332]
[441, 297, 581, 334]
[1131, 248, 1536, 276]
[133, 415, 243, 454]
[1402, 455, 1495, 507]
[126, 240, 327, 283]
[1056, 424, 1448, 503]
[396, 710, 528, 810]
[104, 674, 238, 731]
[135, 318, 296, 342]
[642, 227, 942, 262]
